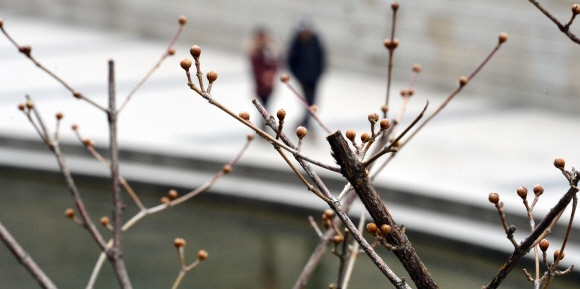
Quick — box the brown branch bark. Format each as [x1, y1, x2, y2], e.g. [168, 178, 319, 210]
[0, 221, 57, 289]
[252, 100, 406, 288]
[327, 130, 438, 289]
[107, 60, 132, 289]
[485, 178, 579, 289]
[528, 0, 580, 44]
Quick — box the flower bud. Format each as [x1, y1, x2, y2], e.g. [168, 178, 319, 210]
[223, 165, 232, 174]
[190, 45, 201, 58]
[168, 189, 179, 200]
[26, 101, 34, 109]
[366, 223, 378, 235]
[400, 89, 407, 97]
[168, 48, 175, 56]
[539, 239, 549, 252]
[239, 111, 250, 121]
[516, 186, 527, 199]
[19, 45, 31, 56]
[384, 39, 392, 49]
[280, 74, 290, 82]
[174, 238, 186, 248]
[180, 58, 192, 71]
[488, 192, 499, 204]
[18, 103, 25, 111]
[498, 32, 508, 44]
[56, 112, 63, 120]
[178, 15, 187, 25]
[383, 39, 399, 50]
[73, 91, 82, 99]
[65, 208, 75, 219]
[324, 209, 334, 219]
[459, 76, 468, 87]
[206, 71, 218, 83]
[277, 109, 286, 121]
[71, 123, 79, 130]
[345, 130, 356, 142]
[247, 133, 255, 141]
[380, 119, 391, 130]
[0, 19, 3, 28]
[100, 216, 110, 226]
[296, 126, 307, 139]
[407, 87, 415, 96]
[332, 235, 343, 245]
[368, 113, 379, 123]
[554, 157, 565, 169]
[554, 250, 565, 261]
[391, 2, 399, 11]
[360, 132, 370, 143]
[533, 184, 544, 197]
[379, 109, 389, 120]
[412, 64, 421, 73]
[380, 224, 392, 235]
[82, 138, 94, 147]
[198, 249, 208, 260]
[161, 197, 170, 204]
[574, 4, 580, 15]
[310, 105, 318, 113]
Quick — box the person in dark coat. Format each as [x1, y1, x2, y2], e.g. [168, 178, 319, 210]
[287, 20, 326, 129]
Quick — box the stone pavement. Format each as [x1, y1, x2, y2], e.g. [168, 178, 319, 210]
[2, 12, 580, 266]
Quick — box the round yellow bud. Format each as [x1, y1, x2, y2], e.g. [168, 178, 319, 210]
[168, 189, 179, 200]
[65, 208, 75, 219]
[488, 192, 499, 204]
[174, 238, 186, 248]
[100, 216, 110, 226]
[198, 249, 208, 260]
[206, 71, 218, 83]
[190, 45, 201, 58]
[180, 58, 192, 71]
[296, 126, 307, 139]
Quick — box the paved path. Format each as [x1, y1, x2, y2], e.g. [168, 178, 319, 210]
[2, 12, 580, 266]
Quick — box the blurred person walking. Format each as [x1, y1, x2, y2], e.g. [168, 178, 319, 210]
[249, 27, 282, 120]
[287, 19, 326, 129]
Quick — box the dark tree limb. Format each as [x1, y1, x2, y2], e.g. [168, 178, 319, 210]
[0, 221, 57, 289]
[528, 0, 580, 44]
[253, 100, 407, 288]
[485, 174, 579, 289]
[327, 130, 438, 289]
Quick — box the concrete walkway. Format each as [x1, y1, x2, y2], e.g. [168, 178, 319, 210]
[2, 12, 580, 267]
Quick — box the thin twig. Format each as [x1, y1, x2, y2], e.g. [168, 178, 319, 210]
[1, 20, 106, 110]
[542, 194, 578, 289]
[0, 221, 57, 289]
[283, 81, 331, 133]
[341, 210, 366, 289]
[485, 174, 579, 289]
[527, 0, 580, 44]
[363, 101, 428, 167]
[118, 19, 185, 112]
[384, 2, 399, 119]
[192, 96, 340, 172]
[85, 137, 252, 288]
[106, 60, 133, 289]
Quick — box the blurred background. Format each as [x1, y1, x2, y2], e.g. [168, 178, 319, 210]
[2, 0, 580, 288]
[2, 0, 580, 111]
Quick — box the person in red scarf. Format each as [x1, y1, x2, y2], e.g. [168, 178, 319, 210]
[249, 27, 281, 116]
